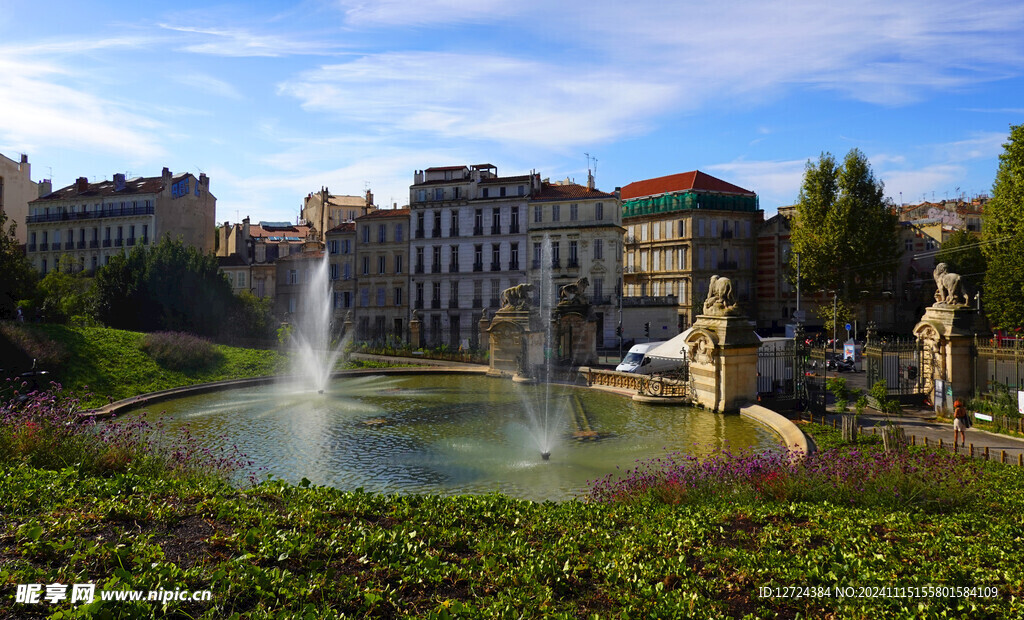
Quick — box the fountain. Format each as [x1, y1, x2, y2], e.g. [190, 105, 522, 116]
[284, 252, 346, 394]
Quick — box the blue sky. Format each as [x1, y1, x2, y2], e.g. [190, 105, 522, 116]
[2, 0, 1022, 225]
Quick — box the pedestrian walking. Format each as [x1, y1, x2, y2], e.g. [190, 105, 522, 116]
[953, 399, 969, 447]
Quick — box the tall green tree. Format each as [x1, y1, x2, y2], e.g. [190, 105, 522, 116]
[0, 210, 38, 319]
[982, 124, 1024, 331]
[789, 149, 901, 304]
[935, 229, 987, 294]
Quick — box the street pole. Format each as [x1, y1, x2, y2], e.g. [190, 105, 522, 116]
[795, 252, 801, 318]
[618, 275, 623, 362]
[832, 292, 838, 365]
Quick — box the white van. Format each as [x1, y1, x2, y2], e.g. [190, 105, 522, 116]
[616, 341, 679, 374]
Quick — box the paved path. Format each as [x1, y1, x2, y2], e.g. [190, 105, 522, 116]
[813, 408, 1024, 464]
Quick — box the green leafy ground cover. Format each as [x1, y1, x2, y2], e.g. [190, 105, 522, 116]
[3, 404, 1024, 619]
[1, 324, 286, 408]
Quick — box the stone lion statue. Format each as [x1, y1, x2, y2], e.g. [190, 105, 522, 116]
[558, 277, 589, 306]
[499, 283, 535, 311]
[933, 262, 969, 306]
[702, 275, 739, 316]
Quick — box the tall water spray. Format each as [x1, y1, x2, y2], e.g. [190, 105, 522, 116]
[289, 252, 346, 394]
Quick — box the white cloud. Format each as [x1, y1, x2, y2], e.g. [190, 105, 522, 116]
[177, 73, 244, 100]
[706, 159, 808, 209]
[877, 165, 964, 204]
[160, 24, 344, 57]
[336, 0, 525, 27]
[930, 132, 1008, 163]
[0, 57, 164, 160]
[279, 52, 675, 148]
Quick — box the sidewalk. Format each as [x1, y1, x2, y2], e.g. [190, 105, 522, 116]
[813, 407, 1024, 464]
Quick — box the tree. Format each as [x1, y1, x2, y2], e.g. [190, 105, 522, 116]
[34, 256, 97, 323]
[94, 237, 236, 337]
[935, 229, 986, 294]
[0, 210, 38, 319]
[982, 124, 1024, 331]
[789, 149, 901, 304]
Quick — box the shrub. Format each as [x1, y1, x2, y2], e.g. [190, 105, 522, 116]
[0, 322, 69, 369]
[141, 331, 223, 372]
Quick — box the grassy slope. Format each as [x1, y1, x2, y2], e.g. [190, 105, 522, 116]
[6, 324, 285, 408]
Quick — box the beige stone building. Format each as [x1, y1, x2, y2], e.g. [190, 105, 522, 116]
[26, 168, 215, 274]
[351, 209, 410, 342]
[0, 152, 42, 244]
[325, 222, 357, 329]
[302, 188, 377, 234]
[620, 171, 761, 332]
[528, 177, 623, 348]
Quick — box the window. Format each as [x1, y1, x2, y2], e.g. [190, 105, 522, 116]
[510, 242, 519, 270]
[360, 288, 369, 307]
[362, 256, 370, 275]
[432, 282, 441, 302]
[238, 272, 246, 288]
[394, 287, 403, 306]
[330, 264, 339, 280]
[697, 219, 705, 237]
[449, 211, 459, 236]
[450, 281, 459, 305]
[432, 246, 441, 271]
[678, 219, 687, 237]
[518, 185, 525, 196]
[416, 247, 424, 271]
[377, 288, 386, 306]
[433, 210, 441, 237]
[500, 186, 506, 197]
[288, 269, 298, 285]
[534, 205, 542, 223]
[551, 242, 560, 266]
[481, 188, 489, 198]
[417, 189, 426, 202]
[416, 282, 424, 305]
[552, 205, 560, 222]
[417, 212, 425, 237]
[434, 188, 444, 200]
[491, 243, 500, 270]
[711, 220, 718, 237]
[593, 278, 603, 301]
[378, 224, 386, 243]
[395, 255, 403, 274]
[698, 247, 705, 270]
[569, 240, 578, 266]
[510, 206, 519, 232]
[342, 239, 351, 254]
[395, 223, 404, 242]
[570, 204, 578, 221]
[343, 263, 352, 280]
[329, 240, 339, 254]
[474, 244, 483, 269]
[596, 202, 604, 220]
[378, 255, 386, 274]
[533, 242, 541, 266]
[450, 245, 459, 270]
[491, 207, 500, 234]
[362, 226, 370, 243]
[594, 239, 603, 259]
[474, 209, 483, 234]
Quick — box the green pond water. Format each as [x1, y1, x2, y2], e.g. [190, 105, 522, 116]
[133, 373, 780, 501]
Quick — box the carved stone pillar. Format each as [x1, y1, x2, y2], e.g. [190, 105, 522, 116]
[684, 314, 760, 413]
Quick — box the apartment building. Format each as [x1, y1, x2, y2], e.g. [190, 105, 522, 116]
[409, 164, 540, 348]
[325, 222, 356, 327]
[25, 168, 215, 274]
[620, 171, 760, 331]
[0, 152, 42, 244]
[302, 188, 377, 234]
[351, 209, 410, 342]
[528, 176, 623, 348]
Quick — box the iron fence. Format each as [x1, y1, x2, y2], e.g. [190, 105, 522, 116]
[973, 336, 1024, 400]
[865, 336, 924, 396]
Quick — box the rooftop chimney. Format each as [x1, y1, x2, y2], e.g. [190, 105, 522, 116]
[76, 177, 89, 193]
[38, 180, 52, 198]
[20, 154, 28, 164]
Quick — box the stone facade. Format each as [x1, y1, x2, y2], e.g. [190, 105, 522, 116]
[352, 208, 410, 342]
[0, 152, 40, 244]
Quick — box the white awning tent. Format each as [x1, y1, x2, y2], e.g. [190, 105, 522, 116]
[644, 328, 693, 361]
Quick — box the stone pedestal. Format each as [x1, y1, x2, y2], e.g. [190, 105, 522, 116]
[553, 305, 597, 367]
[478, 314, 491, 354]
[913, 305, 982, 414]
[409, 315, 421, 348]
[488, 311, 544, 379]
[683, 314, 760, 413]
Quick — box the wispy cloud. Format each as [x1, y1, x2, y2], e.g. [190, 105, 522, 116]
[879, 165, 964, 203]
[160, 24, 346, 57]
[706, 159, 808, 209]
[178, 73, 244, 100]
[279, 52, 675, 148]
[0, 57, 164, 160]
[336, 0, 525, 27]
[929, 132, 1009, 162]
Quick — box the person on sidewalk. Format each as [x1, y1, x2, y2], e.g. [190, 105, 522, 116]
[953, 399, 968, 447]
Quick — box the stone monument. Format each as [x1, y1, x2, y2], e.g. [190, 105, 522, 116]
[682, 275, 760, 412]
[487, 283, 545, 381]
[912, 263, 984, 413]
[552, 277, 598, 367]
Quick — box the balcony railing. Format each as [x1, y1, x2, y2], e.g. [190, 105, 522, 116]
[64, 241, 74, 250]
[490, 226, 500, 235]
[473, 226, 483, 236]
[591, 295, 612, 306]
[415, 264, 424, 274]
[431, 264, 441, 273]
[449, 228, 459, 237]
[551, 259, 561, 268]
[489, 297, 500, 308]
[39, 243, 49, 251]
[624, 235, 638, 245]
[415, 300, 424, 310]
[103, 240, 111, 248]
[531, 259, 540, 269]
[431, 299, 441, 309]
[115, 238, 124, 247]
[28, 244, 36, 252]
[721, 229, 734, 239]
[140, 236, 148, 245]
[431, 229, 441, 238]
[449, 264, 460, 273]
[26, 204, 155, 224]
[415, 230, 425, 239]
[473, 262, 483, 272]
[448, 299, 459, 308]
[509, 224, 520, 234]
[716, 260, 738, 270]
[622, 295, 679, 307]
[490, 262, 501, 271]
[509, 261, 519, 271]
[567, 260, 579, 269]
[89, 240, 99, 248]
[127, 237, 136, 246]
[472, 298, 483, 308]
[77, 241, 86, 249]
